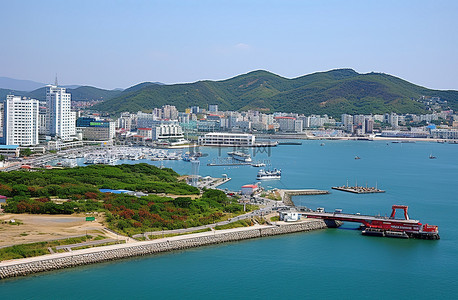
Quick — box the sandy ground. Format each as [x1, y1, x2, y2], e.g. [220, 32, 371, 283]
[0, 213, 114, 247]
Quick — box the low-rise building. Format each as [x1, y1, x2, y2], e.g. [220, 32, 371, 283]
[76, 117, 115, 141]
[431, 129, 458, 139]
[241, 184, 258, 195]
[152, 122, 184, 140]
[198, 132, 256, 146]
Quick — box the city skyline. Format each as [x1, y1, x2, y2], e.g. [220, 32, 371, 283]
[1, 0, 457, 90]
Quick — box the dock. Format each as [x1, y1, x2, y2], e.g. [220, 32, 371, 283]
[279, 189, 330, 206]
[331, 186, 385, 194]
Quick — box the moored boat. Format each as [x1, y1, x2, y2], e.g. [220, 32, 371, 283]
[256, 169, 281, 180]
[228, 151, 252, 162]
[362, 227, 385, 237]
[385, 231, 409, 239]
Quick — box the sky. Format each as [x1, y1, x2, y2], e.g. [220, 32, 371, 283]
[1, 0, 457, 90]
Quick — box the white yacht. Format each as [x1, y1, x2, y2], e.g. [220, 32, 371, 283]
[228, 151, 252, 162]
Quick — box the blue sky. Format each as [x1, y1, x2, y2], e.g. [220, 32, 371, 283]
[1, 0, 457, 90]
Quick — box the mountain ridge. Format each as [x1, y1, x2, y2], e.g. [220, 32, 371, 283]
[93, 69, 458, 116]
[2, 70, 457, 117]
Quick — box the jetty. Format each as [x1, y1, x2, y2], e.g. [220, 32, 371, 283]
[207, 162, 266, 167]
[332, 185, 385, 194]
[279, 189, 330, 206]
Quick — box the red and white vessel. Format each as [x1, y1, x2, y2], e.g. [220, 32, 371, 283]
[302, 205, 440, 240]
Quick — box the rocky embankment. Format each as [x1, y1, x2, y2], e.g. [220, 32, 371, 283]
[0, 219, 327, 279]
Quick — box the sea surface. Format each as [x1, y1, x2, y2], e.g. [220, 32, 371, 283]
[1, 140, 457, 299]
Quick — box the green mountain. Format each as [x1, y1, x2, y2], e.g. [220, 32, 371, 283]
[93, 69, 458, 116]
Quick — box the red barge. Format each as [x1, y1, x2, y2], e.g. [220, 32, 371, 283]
[302, 205, 439, 240]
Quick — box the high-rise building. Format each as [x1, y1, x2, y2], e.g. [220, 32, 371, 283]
[161, 105, 178, 120]
[208, 104, 218, 112]
[1, 95, 39, 146]
[341, 114, 354, 132]
[365, 119, 374, 133]
[46, 85, 75, 141]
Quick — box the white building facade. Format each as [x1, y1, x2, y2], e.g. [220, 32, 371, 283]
[152, 122, 184, 140]
[198, 132, 256, 146]
[2, 95, 39, 146]
[46, 85, 76, 141]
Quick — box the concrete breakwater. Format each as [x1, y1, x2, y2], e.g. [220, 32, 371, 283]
[0, 219, 327, 279]
[280, 189, 330, 206]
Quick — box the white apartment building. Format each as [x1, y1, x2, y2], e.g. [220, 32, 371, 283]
[152, 122, 184, 140]
[198, 132, 256, 146]
[2, 95, 39, 146]
[137, 122, 184, 140]
[208, 104, 218, 112]
[46, 85, 76, 141]
[161, 105, 179, 120]
[275, 117, 302, 133]
[341, 114, 354, 132]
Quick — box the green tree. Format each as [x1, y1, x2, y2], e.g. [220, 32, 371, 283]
[20, 148, 33, 157]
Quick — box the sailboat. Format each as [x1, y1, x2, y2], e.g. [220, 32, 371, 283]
[429, 153, 437, 159]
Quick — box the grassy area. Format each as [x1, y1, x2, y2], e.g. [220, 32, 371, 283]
[253, 216, 267, 225]
[70, 240, 126, 251]
[0, 235, 102, 261]
[2, 164, 254, 236]
[214, 219, 253, 230]
[106, 189, 255, 236]
[270, 216, 280, 222]
[145, 228, 212, 240]
[263, 191, 282, 201]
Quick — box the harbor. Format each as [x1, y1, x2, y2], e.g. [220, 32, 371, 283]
[0, 139, 453, 299]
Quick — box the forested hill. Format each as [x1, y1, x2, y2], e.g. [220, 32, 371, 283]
[92, 69, 458, 116]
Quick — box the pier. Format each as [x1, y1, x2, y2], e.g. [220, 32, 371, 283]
[332, 186, 385, 194]
[279, 189, 330, 206]
[207, 162, 251, 166]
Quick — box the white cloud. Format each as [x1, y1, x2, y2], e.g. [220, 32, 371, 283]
[234, 43, 252, 51]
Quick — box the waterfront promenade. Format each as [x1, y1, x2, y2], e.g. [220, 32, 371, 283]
[0, 219, 327, 279]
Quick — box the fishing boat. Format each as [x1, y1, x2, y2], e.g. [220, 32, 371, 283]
[256, 169, 281, 180]
[251, 162, 266, 167]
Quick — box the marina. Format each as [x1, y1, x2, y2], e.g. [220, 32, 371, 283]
[51, 147, 185, 167]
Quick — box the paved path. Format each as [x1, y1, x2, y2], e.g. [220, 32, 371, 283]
[55, 239, 118, 251]
[0, 224, 274, 267]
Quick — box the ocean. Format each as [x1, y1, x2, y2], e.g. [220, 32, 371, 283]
[1, 140, 457, 299]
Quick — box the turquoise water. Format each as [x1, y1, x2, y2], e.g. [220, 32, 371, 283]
[1, 140, 458, 299]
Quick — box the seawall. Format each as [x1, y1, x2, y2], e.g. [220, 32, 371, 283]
[0, 219, 327, 279]
[280, 189, 330, 206]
